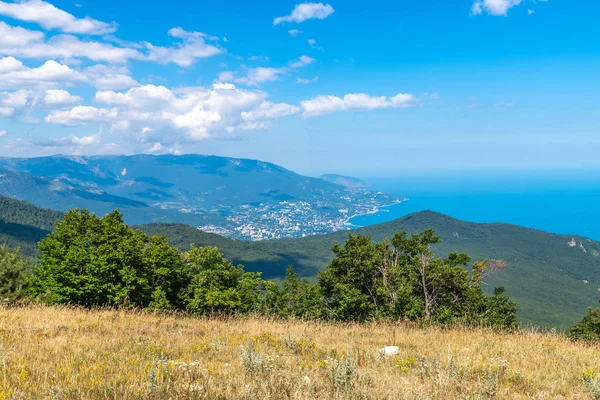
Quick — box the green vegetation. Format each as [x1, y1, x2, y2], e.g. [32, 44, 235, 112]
[569, 301, 600, 341]
[0, 195, 63, 257]
[1, 195, 600, 328]
[28, 209, 516, 329]
[0, 245, 29, 302]
[142, 213, 600, 328]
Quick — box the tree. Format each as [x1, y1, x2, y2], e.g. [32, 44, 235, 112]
[0, 245, 30, 302]
[183, 245, 263, 315]
[319, 229, 517, 328]
[318, 235, 385, 321]
[280, 266, 323, 319]
[34, 209, 184, 309]
[569, 301, 600, 341]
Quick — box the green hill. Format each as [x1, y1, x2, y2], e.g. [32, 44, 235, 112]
[0, 196, 63, 257]
[0, 195, 598, 328]
[141, 212, 600, 328]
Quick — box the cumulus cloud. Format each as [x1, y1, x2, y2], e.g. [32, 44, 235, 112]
[45, 105, 119, 125]
[0, 130, 6, 137]
[44, 89, 82, 106]
[470, 0, 523, 16]
[241, 101, 300, 121]
[301, 92, 418, 117]
[288, 29, 303, 37]
[0, 0, 116, 34]
[289, 55, 315, 68]
[47, 83, 276, 142]
[83, 65, 139, 90]
[0, 22, 143, 64]
[0, 57, 85, 90]
[145, 27, 222, 67]
[0, 22, 221, 66]
[232, 67, 287, 86]
[274, 2, 335, 25]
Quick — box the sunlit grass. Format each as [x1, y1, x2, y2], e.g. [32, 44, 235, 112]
[0, 305, 598, 399]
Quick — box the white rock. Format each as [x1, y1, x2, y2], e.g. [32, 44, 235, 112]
[379, 346, 399, 356]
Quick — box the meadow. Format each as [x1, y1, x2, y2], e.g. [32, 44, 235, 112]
[0, 306, 598, 399]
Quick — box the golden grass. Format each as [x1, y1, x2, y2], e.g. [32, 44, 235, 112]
[0, 306, 598, 399]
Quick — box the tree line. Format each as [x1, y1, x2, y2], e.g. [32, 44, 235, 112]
[0, 208, 597, 336]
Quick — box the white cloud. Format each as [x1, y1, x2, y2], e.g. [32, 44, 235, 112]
[45, 106, 119, 125]
[0, 107, 14, 116]
[528, 9, 535, 14]
[48, 83, 272, 142]
[470, 0, 523, 16]
[83, 65, 139, 90]
[0, 57, 85, 90]
[1, 89, 29, 107]
[289, 55, 315, 68]
[0, 22, 221, 66]
[297, 76, 318, 84]
[145, 27, 222, 67]
[44, 89, 82, 106]
[274, 2, 335, 25]
[0, 0, 116, 34]
[235, 67, 286, 86]
[0, 22, 143, 64]
[241, 101, 300, 121]
[301, 92, 417, 117]
[288, 29, 303, 37]
[218, 71, 235, 82]
[71, 133, 100, 145]
[0, 130, 6, 137]
[148, 142, 163, 153]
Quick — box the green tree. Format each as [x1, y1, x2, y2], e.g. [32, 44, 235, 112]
[183, 245, 263, 314]
[319, 229, 517, 328]
[318, 235, 384, 321]
[569, 301, 600, 341]
[34, 209, 184, 309]
[0, 245, 30, 302]
[280, 266, 323, 319]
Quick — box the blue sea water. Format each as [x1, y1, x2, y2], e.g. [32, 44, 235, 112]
[350, 171, 600, 241]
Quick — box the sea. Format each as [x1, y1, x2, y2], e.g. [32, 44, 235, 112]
[349, 170, 600, 241]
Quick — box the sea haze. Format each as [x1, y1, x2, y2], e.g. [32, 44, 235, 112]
[350, 170, 600, 241]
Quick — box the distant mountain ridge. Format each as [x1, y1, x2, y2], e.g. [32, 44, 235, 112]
[320, 174, 370, 189]
[0, 154, 404, 240]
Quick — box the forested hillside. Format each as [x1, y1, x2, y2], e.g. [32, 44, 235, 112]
[1, 195, 599, 327]
[142, 213, 600, 328]
[0, 196, 63, 256]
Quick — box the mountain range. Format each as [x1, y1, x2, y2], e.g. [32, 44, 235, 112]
[1, 194, 598, 328]
[0, 155, 402, 240]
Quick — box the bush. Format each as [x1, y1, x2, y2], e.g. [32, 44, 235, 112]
[569, 303, 600, 341]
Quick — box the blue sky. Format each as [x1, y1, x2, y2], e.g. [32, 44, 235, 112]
[0, 0, 598, 175]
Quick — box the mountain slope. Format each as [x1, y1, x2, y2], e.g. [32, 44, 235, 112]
[0, 155, 403, 239]
[1, 195, 597, 328]
[141, 212, 600, 328]
[0, 195, 63, 256]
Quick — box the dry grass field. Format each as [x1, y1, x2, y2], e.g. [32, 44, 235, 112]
[0, 306, 598, 399]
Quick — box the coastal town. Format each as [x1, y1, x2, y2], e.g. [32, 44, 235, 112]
[199, 194, 404, 240]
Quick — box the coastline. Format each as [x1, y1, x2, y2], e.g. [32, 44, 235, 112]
[342, 198, 408, 229]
